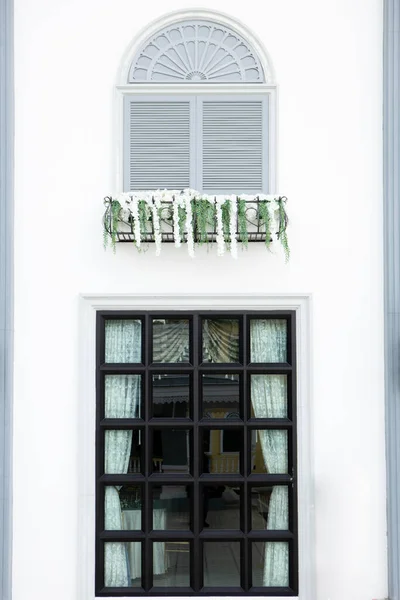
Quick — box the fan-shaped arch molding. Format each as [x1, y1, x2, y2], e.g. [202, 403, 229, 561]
[128, 19, 266, 83]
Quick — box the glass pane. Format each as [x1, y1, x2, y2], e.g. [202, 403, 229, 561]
[153, 541, 190, 587]
[152, 484, 190, 530]
[105, 375, 142, 419]
[251, 430, 288, 474]
[105, 485, 142, 529]
[152, 319, 190, 363]
[250, 375, 287, 418]
[202, 319, 240, 363]
[202, 374, 240, 418]
[252, 541, 289, 587]
[104, 541, 142, 587]
[250, 486, 289, 530]
[152, 374, 190, 418]
[203, 541, 240, 587]
[152, 429, 191, 474]
[105, 430, 142, 474]
[250, 319, 287, 363]
[202, 429, 242, 475]
[105, 319, 142, 363]
[202, 485, 240, 530]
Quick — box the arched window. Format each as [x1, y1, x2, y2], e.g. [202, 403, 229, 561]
[116, 11, 276, 193]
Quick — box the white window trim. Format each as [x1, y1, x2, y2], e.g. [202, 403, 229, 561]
[113, 8, 278, 194]
[78, 293, 315, 600]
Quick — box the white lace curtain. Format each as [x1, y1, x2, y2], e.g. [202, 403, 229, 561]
[203, 319, 239, 362]
[104, 320, 142, 587]
[152, 319, 240, 363]
[153, 320, 189, 362]
[250, 319, 289, 587]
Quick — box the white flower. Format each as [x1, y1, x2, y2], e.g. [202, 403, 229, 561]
[144, 194, 162, 256]
[153, 194, 163, 256]
[184, 193, 195, 258]
[115, 192, 131, 207]
[172, 195, 184, 247]
[215, 197, 225, 256]
[229, 195, 238, 259]
[130, 196, 141, 248]
[268, 199, 280, 242]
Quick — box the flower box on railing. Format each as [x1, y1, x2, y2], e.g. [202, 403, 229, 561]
[103, 190, 289, 260]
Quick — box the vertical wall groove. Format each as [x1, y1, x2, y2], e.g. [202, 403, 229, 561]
[0, 0, 13, 599]
[384, 2, 400, 598]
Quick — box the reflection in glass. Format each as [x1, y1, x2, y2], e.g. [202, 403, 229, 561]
[152, 429, 190, 474]
[104, 541, 142, 587]
[203, 541, 240, 587]
[250, 486, 289, 530]
[202, 319, 240, 363]
[250, 319, 287, 363]
[105, 375, 142, 419]
[153, 319, 190, 363]
[252, 541, 289, 587]
[152, 374, 190, 418]
[202, 374, 240, 418]
[250, 375, 287, 419]
[105, 319, 142, 363]
[202, 429, 242, 474]
[251, 430, 288, 474]
[153, 541, 190, 587]
[202, 485, 240, 530]
[105, 430, 142, 474]
[105, 485, 142, 530]
[152, 485, 190, 530]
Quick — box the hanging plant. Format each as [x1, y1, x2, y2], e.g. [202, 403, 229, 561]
[106, 199, 122, 253]
[237, 198, 249, 248]
[178, 204, 187, 242]
[221, 199, 231, 243]
[229, 195, 238, 259]
[278, 198, 290, 262]
[149, 195, 162, 256]
[103, 190, 289, 259]
[138, 199, 149, 241]
[172, 197, 184, 247]
[258, 200, 272, 250]
[193, 198, 216, 244]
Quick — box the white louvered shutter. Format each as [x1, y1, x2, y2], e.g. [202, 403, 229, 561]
[125, 98, 193, 191]
[200, 98, 268, 194]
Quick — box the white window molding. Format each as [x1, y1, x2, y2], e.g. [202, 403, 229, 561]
[113, 9, 278, 194]
[78, 293, 315, 600]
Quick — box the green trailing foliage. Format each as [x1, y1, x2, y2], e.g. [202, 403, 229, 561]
[258, 200, 272, 250]
[237, 198, 248, 248]
[192, 199, 216, 244]
[278, 198, 290, 263]
[111, 200, 121, 253]
[138, 200, 149, 241]
[221, 200, 231, 243]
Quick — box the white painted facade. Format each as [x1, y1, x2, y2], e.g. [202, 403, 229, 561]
[13, 1, 386, 600]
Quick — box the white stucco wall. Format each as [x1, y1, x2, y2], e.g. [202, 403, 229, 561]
[13, 1, 386, 599]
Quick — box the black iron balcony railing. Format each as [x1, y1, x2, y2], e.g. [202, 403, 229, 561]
[103, 195, 288, 246]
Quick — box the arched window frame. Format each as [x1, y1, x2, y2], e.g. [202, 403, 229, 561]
[114, 9, 277, 194]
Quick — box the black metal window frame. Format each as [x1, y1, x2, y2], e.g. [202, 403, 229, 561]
[95, 310, 298, 597]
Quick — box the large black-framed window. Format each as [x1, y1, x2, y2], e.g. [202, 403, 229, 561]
[96, 311, 298, 596]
